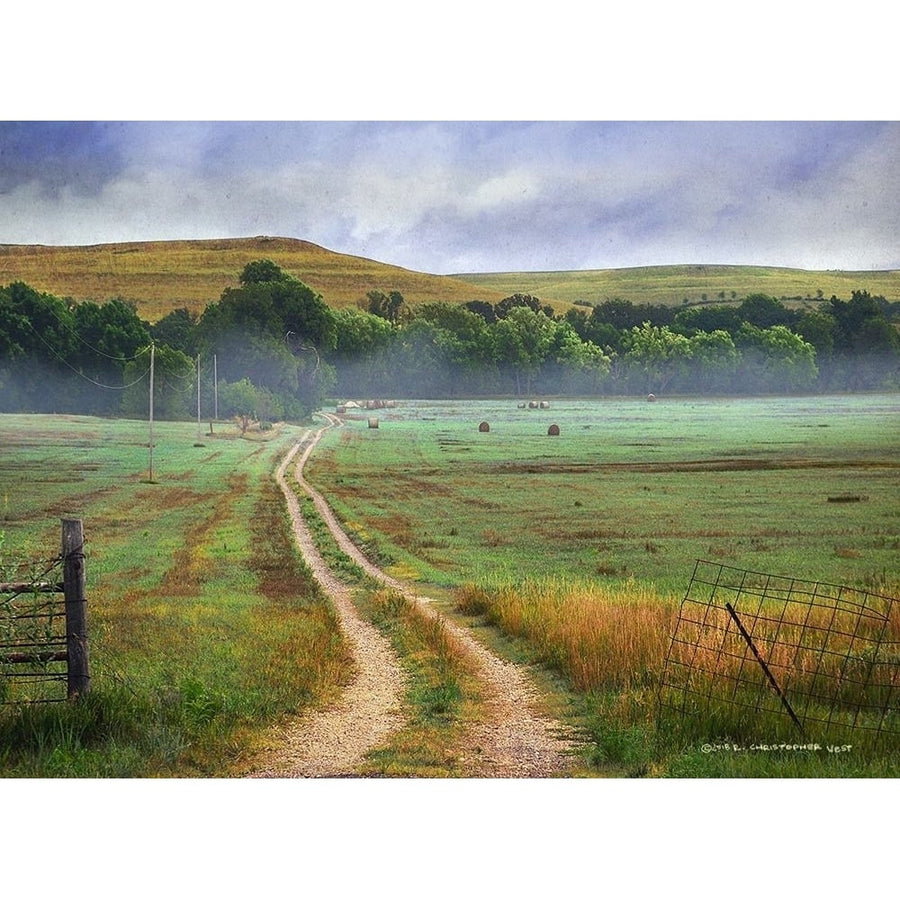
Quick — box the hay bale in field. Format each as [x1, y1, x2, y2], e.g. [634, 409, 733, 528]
[647, 393, 657, 402]
[336, 405, 347, 414]
[517, 402, 527, 409]
[478, 421, 490, 433]
[539, 400, 550, 409]
[528, 400, 539, 409]
[547, 423, 560, 436]
[368, 417, 379, 429]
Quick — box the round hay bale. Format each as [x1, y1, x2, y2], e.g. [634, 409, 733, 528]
[647, 393, 657, 402]
[368, 417, 379, 429]
[478, 421, 490, 433]
[539, 400, 550, 409]
[517, 402, 526, 409]
[547, 423, 560, 436]
[336, 404, 347, 414]
[528, 400, 539, 409]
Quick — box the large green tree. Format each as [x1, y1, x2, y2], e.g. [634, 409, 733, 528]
[735, 324, 818, 392]
[197, 260, 336, 417]
[688, 329, 740, 392]
[623, 323, 694, 393]
[364, 289, 407, 325]
[120, 343, 195, 420]
[492, 307, 556, 394]
[541, 319, 612, 394]
[738, 293, 796, 329]
[151, 307, 198, 357]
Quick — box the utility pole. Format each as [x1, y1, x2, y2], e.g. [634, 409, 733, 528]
[148, 342, 155, 482]
[196, 353, 202, 441]
[213, 353, 218, 420]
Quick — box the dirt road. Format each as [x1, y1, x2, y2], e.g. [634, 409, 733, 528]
[247, 417, 578, 777]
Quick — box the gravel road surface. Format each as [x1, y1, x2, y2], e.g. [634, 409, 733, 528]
[245, 418, 577, 777]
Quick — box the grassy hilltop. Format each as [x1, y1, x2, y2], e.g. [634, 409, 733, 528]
[0, 236, 506, 323]
[2, 237, 898, 324]
[456, 264, 900, 309]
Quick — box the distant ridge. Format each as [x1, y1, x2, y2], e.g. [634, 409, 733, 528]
[0, 236, 506, 322]
[2, 237, 898, 323]
[454, 263, 900, 308]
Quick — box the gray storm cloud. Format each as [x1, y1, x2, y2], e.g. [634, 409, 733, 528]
[0, 121, 897, 272]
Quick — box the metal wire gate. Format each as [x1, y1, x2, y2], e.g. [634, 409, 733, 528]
[658, 560, 899, 748]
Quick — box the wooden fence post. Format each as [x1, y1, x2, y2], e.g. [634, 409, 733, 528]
[62, 518, 90, 699]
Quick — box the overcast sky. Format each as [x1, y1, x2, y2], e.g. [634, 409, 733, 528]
[1, 120, 897, 274]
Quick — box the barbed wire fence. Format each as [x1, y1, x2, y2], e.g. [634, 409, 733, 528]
[658, 560, 899, 749]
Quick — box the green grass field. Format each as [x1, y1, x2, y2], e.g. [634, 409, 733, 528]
[2, 395, 897, 777]
[307, 393, 900, 776]
[308, 394, 899, 596]
[0, 415, 352, 776]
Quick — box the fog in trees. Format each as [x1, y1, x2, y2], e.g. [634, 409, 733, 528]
[2, 267, 897, 420]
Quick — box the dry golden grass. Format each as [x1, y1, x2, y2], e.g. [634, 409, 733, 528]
[460, 264, 900, 307]
[456, 578, 898, 753]
[6, 238, 898, 325]
[671, 598, 900, 704]
[456, 578, 679, 692]
[0, 236, 506, 322]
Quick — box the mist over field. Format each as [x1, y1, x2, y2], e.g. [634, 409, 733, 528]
[2, 260, 898, 422]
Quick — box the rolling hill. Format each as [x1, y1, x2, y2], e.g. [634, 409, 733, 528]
[0, 236, 507, 322]
[2, 236, 898, 324]
[454, 264, 900, 309]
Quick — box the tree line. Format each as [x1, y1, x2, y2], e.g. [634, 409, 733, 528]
[1, 259, 898, 421]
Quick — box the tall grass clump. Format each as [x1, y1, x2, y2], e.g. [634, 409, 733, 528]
[369, 590, 465, 722]
[456, 577, 678, 693]
[0, 687, 173, 777]
[456, 577, 676, 774]
[658, 587, 900, 758]
[454, 577, 900, 775]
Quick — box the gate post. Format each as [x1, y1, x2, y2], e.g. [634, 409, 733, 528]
[62, 518, 90, 699]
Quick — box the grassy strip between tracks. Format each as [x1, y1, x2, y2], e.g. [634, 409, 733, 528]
[291, 478, 489, 776]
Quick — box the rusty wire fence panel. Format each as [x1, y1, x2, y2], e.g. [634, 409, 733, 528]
[0, 554, 69, 704]
[658, 560, 899, 748]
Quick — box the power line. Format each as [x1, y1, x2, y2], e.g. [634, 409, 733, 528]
[37, 302, 153, 362]
[25, 321, 152, 390]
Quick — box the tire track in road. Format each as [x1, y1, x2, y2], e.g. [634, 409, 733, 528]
[280, 414, 579, 778]
[246, 428, 407, 778]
